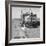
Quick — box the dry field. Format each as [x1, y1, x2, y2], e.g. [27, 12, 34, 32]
[12, 19, 40, 39]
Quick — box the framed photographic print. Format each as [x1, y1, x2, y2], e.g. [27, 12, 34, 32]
[5, 1, 45, 45]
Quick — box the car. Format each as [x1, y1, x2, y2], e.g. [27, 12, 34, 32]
[21, 12, 40, 28]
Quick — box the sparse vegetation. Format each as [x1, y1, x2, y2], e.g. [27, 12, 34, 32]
[12, 19, 40, 39]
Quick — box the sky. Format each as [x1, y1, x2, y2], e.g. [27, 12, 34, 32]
[12, 7, 42, 19]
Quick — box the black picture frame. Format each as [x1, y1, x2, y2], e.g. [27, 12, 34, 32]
[5, 1, 45, 46]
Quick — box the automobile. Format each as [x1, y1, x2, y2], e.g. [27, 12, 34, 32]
[25, 21, 40, 28]
[21, 12, 40, 28]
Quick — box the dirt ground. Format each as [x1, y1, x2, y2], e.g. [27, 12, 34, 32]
[12, 19, 40, 39]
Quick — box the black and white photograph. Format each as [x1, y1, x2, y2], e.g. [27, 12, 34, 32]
[12, 7, 40, 39]
[5, 1, 45, 45]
